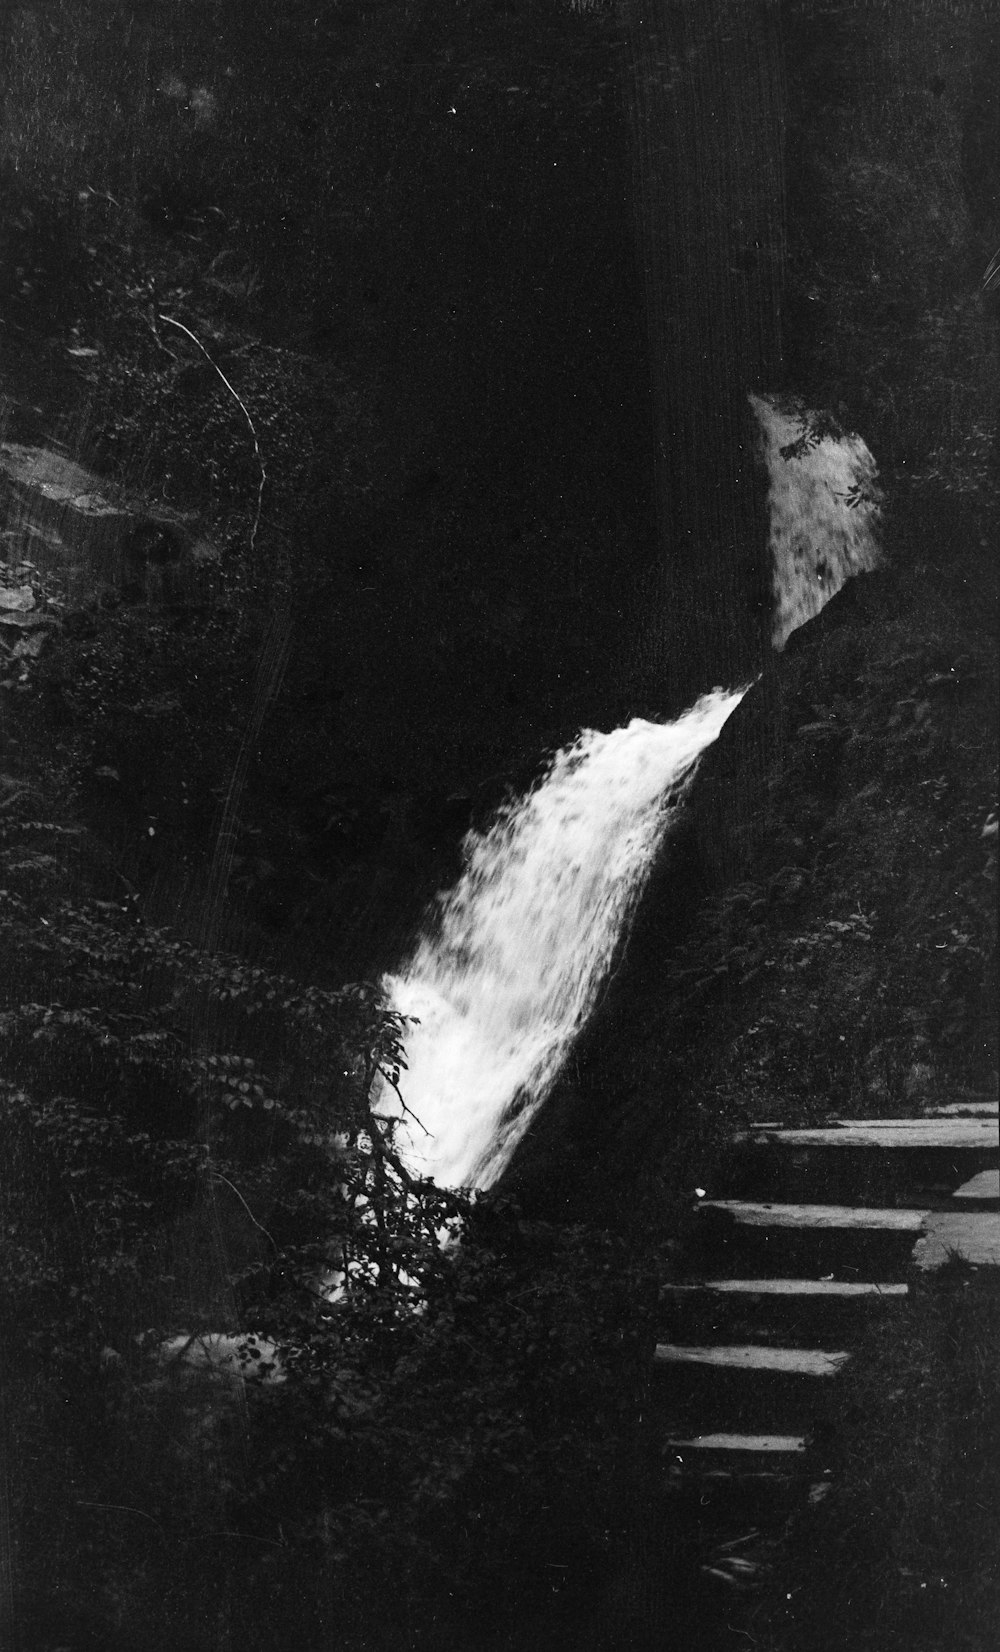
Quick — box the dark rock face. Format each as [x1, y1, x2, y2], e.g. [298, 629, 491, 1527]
[509, 545, 998, 1228]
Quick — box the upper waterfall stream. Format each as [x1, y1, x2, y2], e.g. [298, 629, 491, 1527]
[751, 393, 882, 648]
[381, 687, 746, 1189]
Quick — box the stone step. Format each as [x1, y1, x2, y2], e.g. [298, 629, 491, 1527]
[722, 1120, 997, 1204]
[740, 1116, 991, 1143]
[913, 1211, 1000, 1271]
[691, 1201, 928, 1282]
[651, 1340, 849, 1433]
[659, 1277, 909, 1347]
[651, 1103, 998, 1536]
[654, 1344, 851, 1377]
[696, 1201, 930, 1231]
[950, 1169, 1000, 1206]
[664, 1278, 910, 1297]
[741, 1120, 997, 1146]
[661, 1439, 823, 1522]
[662, 1463, 826, 1524]
[665, 1431, 809, 1460]
[753, 1103, 998, 1124]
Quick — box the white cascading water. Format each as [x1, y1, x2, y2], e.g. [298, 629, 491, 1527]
[750, 392, 882, 649]
[380, 688, 746, 1189]
[380, 396, 881, 1192]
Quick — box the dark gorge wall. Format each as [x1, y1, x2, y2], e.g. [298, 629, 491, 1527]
[625, 0, 786, 702]
[509, 548, 998, 1232]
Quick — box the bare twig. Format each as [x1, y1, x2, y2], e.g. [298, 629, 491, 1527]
[202, 1530, 289, 1547]
[210, 1170, 278, 1250]
[75, 1501, 164, 1530]
[146, 308, 180, 359]
[377, 1065, 430, 1137]
[156, 312, 266, 550]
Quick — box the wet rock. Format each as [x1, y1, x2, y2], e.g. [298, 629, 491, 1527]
[0, 582, 35, 611]
[0, 442, 127, 516]
[0, 441, 210, 605]
[0, 567, 61, 683]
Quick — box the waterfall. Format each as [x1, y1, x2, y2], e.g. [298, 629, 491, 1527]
[750, 393, 882, 649]
[379, 395, 881, 1192]
[380, 688, 746, 1190]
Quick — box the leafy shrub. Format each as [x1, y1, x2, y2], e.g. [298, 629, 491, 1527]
[0, 782, 651, 1647]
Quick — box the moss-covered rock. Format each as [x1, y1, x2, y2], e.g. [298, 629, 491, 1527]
[514, 539, 997, 1229]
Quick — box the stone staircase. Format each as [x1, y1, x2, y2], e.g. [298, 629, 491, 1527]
[650, 1100, 999, 1566]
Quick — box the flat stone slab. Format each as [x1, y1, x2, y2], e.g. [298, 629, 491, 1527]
[654, 1344, 851, 1376]
[664, 1278, 909, 1298]
[745, 1121, 997, 1148]
[951, 1170, 1000, 1202]
[666, 1433, 808, 1455]
[913, 1212, 1000, 1271]
[751, 1104, 997, 1129]
[700, 1201, 929, 1231]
